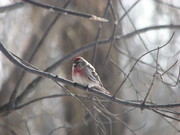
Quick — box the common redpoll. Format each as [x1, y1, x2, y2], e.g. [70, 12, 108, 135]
[72, 56, 109, 94]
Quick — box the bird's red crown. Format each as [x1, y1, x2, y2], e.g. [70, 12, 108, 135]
[73, 57, 82, 61]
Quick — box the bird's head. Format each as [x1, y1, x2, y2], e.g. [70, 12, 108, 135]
[73, 57, 87, 69]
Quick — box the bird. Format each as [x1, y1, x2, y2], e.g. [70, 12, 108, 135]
[72, 56, 109, 94]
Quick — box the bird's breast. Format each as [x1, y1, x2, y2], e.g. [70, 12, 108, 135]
[72, 68, 88, 85]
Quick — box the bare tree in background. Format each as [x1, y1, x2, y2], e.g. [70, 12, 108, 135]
[0, 0, 179, 135]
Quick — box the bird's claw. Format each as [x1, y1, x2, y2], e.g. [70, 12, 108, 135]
[54, 75, 59, 79]
[85, 85, 89, 92]
[73, 82, 78, 87]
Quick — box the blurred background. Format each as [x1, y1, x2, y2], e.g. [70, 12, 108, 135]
[0, 0, 179, 135]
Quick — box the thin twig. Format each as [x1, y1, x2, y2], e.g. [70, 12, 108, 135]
[155, 108, 180, 116]
[117, 0, 140, 23]
[162, 60, 178, 76]
[141, 73, 156, 109]
[141, 46, 160, 108]
[25, 121, 31, 135]
[152, 109, 180, 122]
[160, 61, 179, 87]
[159, 115, 180, 132]
[15, 94, 71, 109]
[48, 125, 71, 135]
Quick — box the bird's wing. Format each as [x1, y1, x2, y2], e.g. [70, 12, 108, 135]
[86, 64, 103, 86]
[85, 64, 109, 94]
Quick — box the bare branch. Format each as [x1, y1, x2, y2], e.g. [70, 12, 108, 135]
[113, 33, 175, 96]
[8, 0, 72, 116]
[118, 0, 140, 23]
[92, 0, 111, 66]
[13, 24, 179, 108]
[22, 0, 108, 22]
[0, 42, 180, 113]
